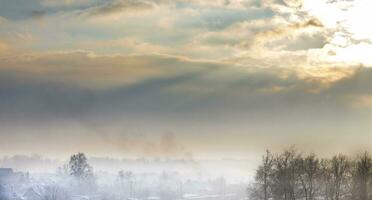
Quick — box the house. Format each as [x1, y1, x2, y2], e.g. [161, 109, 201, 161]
[0, 169, 13, 177]
[0, 168, 27, 185]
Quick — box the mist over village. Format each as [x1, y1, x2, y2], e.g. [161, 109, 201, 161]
[1, 0, 372, 200]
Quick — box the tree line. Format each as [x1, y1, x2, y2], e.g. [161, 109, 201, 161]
[248, 148, 372, 200]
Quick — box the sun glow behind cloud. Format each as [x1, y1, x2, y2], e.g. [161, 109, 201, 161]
[303, 0, 372, 66]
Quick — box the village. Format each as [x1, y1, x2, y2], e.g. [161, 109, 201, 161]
[0, 155, 248, 200]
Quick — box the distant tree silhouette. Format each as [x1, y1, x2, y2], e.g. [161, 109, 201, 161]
[298, 153, 319, 200]
[352, 152, 372, 200]
[255, 150, 274, 200]
[69, 153, 93, 182]
[249, 149, 372, 200]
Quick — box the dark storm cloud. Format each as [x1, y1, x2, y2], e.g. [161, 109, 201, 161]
[327, 68, 372, 95]
[0, 52, 370, 126]
[1, 52, 372, 158]
[0, 0, 83, 20]
[30, 10, 46, 20]
[0, 0, 155, 21]
[0, 0, 272, 22]
[0, 72, 93, 121]
[84, 0, 155, 17]
[0, 0, 44, 20]
[174, 7, 274, 31]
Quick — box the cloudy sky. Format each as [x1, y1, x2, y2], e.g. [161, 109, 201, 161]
[0, 0, 372, 160]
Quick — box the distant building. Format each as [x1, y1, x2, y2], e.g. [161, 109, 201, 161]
[0, 169, 13, 178]
[0, 168, 28, 185]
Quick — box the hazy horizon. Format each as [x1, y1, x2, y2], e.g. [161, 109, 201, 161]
[1, 0, 372, 178]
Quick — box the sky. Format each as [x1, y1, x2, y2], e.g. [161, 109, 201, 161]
[1, 0, 372, 161]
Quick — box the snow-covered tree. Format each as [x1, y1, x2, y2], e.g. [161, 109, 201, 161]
[69, 153, 93, 181]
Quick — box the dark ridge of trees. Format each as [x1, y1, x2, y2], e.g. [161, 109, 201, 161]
[249, 148, 372, 200]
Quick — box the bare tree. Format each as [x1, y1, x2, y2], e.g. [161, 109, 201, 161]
[319, 159, 333, 200]
[331, 154, 350, 200]
[298, 153, 319, 200]
[256, 150, 274, 200]
[272, 148, 299, 200]
[250, 149, 359, 200]
[248, 149, 372, 200]
[352, 152, 372, 200]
